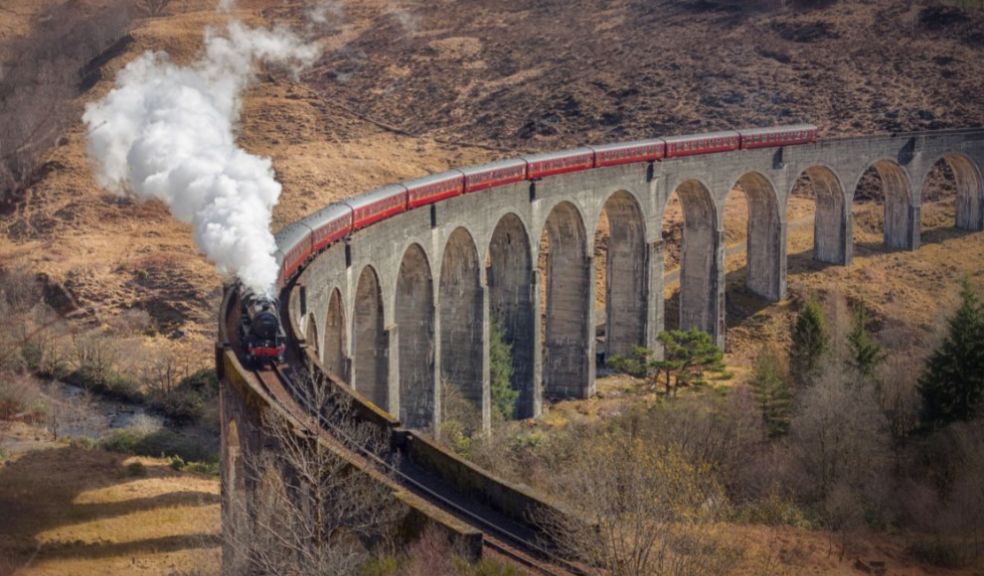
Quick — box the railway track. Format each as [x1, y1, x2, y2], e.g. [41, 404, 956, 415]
[247, 361, 588, 576]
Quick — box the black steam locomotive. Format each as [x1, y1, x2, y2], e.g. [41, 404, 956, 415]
[239, 289, 286, 367]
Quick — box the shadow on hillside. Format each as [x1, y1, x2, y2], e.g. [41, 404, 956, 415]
[853, 223, 978, 256]
[32, 534, 221, 561]
[0, 446, 218, 574]
[661, 222, 978, 343]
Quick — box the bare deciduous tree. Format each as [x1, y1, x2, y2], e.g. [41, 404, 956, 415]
[224, 374, 402, 576]
[0, 1, 134, 207]
[540, 431, 734, 576]
[138, 0, 172, 17]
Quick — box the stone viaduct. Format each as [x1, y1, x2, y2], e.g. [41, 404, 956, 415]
[284, 129, 984, 433]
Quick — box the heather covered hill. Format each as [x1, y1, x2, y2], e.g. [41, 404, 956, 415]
[308, 0, 984, 148]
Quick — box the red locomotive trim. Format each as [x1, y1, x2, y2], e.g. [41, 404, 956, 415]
[526, 153, 595, 180]
[283, 241, 310, 283]
[249, 345, 285, 358]
[593, 143, 665, 167]
[407, 176, 465, 209]
[311, 215, 353, 252]
[353, 197, 408, 230]
[464, 166, 528, 193]
[739, 128, 817, 150]
[664, 135, 740, 159]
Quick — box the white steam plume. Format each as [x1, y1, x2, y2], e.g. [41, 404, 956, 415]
[83, 22, 321, 296]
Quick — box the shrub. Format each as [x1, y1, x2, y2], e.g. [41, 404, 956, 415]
[101, 427, 216, 462]
[489, 321, 517, 420]
[66, 366, 144, 404]
[731, 491, 814, 529]
[791, 298, 829, 385]
[749, 345, 793, 437]
[180, 368, 219, 398]
[126, 461, 147, 477]
[169, 455, 186, 470]
[70, 437, 98, 450]
[186, 460, 219, 476]
[360, 556, 399, 576]
[909, 538, 975, 568]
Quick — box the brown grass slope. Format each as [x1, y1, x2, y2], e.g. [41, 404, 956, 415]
[311, 0, 984, 148]
[2, 0, 983, 343]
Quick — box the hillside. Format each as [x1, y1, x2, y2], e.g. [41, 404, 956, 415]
[1, 0, 983, 346]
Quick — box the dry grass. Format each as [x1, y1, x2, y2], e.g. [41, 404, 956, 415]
[0, 438, 220, 576]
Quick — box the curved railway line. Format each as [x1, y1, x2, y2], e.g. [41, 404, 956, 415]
[227, 290, 588, 576]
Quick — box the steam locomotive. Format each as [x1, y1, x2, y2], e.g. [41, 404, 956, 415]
[239, 289, 286, 367]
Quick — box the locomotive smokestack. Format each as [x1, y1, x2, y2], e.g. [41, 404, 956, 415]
[83, 18, 321, 296]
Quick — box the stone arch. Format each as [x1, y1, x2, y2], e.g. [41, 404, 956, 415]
[323, 289, 346, 378]
[922, 153, 984, 232]
[487, 213, 535, 418]
[729, 172, 784, 301]
[396, 243, 435, 429]
[354, 266, 387, 410]
[596, 190, 647, 360]
[305, 313, 319, 357]
[666, 179, 719, 335]
[791, 165, 849, 265]
[541, 201, 591, 400]
[439, 227, 484, 420]
[854, 159, 915, 250]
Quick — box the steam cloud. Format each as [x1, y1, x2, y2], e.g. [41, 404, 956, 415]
[83, 22, 321, 295]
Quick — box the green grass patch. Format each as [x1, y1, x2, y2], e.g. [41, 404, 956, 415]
[101, 427, 216, 463]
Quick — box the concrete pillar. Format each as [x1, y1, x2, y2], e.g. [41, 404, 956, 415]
[480, 282, 491, 434]
[530, 269, 543, 418]
[909, 204, 921, 250]
[712, 227, 726, 350]
[776, 220, 788, 301]
[432, 290, 442, 437]
[386, 324, 399, 418]
[842, 203, 854, 265]
[646, 239, 665, 359]
[880, 166, 917, 251]
[584, 256, 597, 398]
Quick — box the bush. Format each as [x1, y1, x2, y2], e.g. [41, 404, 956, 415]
[731, 491, 814, 529]
[70, 437, 98, 450]
[146, 367, 217, 425]
[489, 321, 517, 420]
[66, 366, 144, 404]
[101, 427, 216, 462]
[148, 389, 205, 424]
[126, 461, 147, 477]
[186, 460, 219, 476]
[360, 556, 399, 576]
[909, 538, 975, 568]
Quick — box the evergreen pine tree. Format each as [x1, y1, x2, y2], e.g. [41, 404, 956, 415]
[749, 345, 793, 437]
[846, 300, 886, 384]
[918, 280, 984, 429]
[791, 298, 829, 385]
[489, 320, 518, 420]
